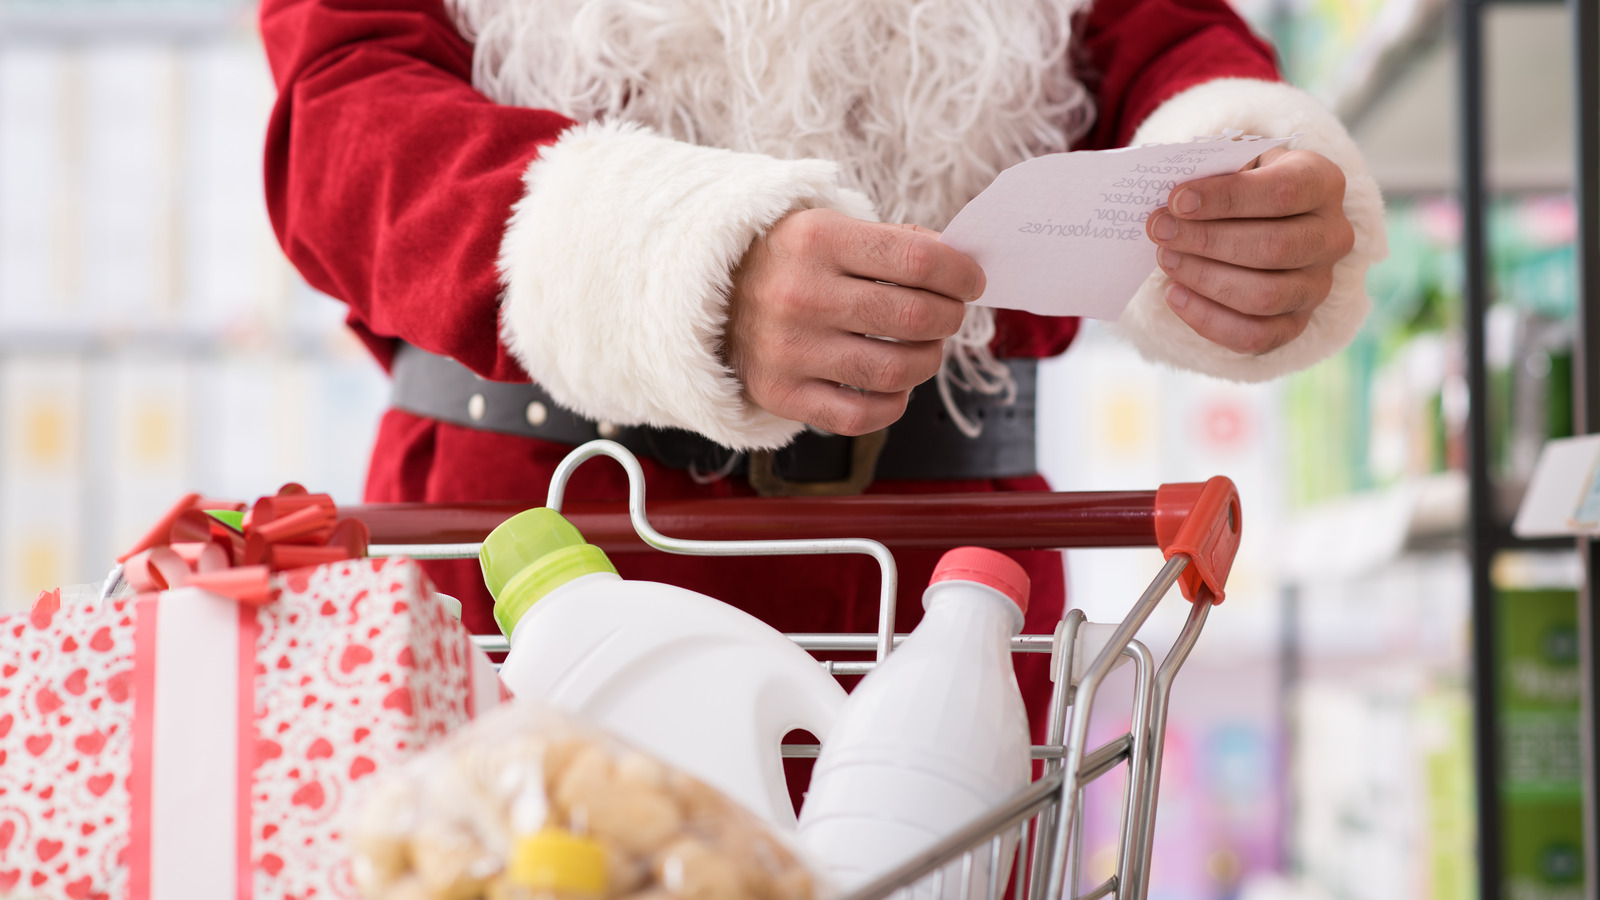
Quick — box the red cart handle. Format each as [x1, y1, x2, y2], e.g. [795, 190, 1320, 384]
[350, 481, 1241, 603]
[1154, 477, 1241, 605]
[348, 491, 1165, 552]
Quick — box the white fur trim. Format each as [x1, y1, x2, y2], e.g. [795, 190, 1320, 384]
[1111, 78, 1387, 382]
[498, 120, 880, 451]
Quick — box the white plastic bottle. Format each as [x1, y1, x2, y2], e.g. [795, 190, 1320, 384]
[482, 508, 847, 829]
[797, 547, 1032, 896]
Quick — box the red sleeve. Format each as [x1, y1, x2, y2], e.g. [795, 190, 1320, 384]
[260, 0, 574, 379]
[1076, 0, 1282, 151]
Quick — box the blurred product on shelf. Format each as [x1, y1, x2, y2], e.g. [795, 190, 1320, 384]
[1285, 553, 1587, 900]
[1286, 194, 1576, 510]
[485, 507, 846, 830]
[1495, 584, 1583, 900]
[0, 486, 504, 900]
[1274, 0, 1446, 118]
[798, 548, 1032, 898]
[1295, 673, 1474, 900]
[0, 17, 388, 609]
[350, 697, 819, 900]
[1275, 180, 1579, 900]
[1286, 548, 1475, 900]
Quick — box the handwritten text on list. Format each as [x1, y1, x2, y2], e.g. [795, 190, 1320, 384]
[939, 133, 1295, 320]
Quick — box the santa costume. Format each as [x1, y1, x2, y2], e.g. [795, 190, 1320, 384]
[258, 0, 1385, 742]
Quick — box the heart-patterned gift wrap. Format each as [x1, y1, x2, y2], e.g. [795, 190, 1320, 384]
[0, 556, 505, 900]
[0, 589, 135, 900]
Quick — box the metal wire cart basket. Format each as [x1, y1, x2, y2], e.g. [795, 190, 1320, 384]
[355, 441, 1243, 900]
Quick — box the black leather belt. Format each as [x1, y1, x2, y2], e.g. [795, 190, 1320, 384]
[390, 342, 1036, 494]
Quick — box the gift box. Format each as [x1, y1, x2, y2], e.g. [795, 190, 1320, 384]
[0, 493, 504, 900]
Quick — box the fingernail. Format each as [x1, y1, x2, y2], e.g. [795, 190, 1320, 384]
[1151, 212, 1178, 242]
[1173, 189, 1201, 215]
[1167, 283, 1189, 309]
[1157, 247, 1181, 270]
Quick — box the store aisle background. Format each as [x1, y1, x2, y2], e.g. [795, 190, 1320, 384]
[0, 9, 388, 598]
[0, 0, 1583, 898]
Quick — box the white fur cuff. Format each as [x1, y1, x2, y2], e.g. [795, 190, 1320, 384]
[1112, 79, 1387, 382]
[498, 120, 880, 450]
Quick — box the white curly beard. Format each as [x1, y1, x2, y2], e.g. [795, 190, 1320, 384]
[447, 0, 1093, 228]
[445, 0, 1097, 431]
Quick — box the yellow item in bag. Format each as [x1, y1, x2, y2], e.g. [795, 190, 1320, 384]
[509, 829, 608, 897]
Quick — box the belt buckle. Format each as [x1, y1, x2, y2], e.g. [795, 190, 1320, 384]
[747, 429, 888, 497]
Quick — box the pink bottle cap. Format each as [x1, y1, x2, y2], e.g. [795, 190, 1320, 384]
[929, 547, 1030, 614]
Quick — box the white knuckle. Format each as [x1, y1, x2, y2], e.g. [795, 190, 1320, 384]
[1325, 163, 1347, 203]
[1209, 231, 1242, 265]
[938, 306, 964, 337]
[1212, 185, 1235, 219]
[899, 240, 936, 283]
[832, 403, 875, 436]
[1259, 231, 1295, 268]
[770, 279, 809, 318]
[1213, 274, 1271, 317]
[874, 355, 909, 390]
[1243, 324, 1289, 356]
[765, 377, 808, 418]
[789, 211, 829, 255]
[1269, 176, 1299, 213]
[892, 298, 931, 336]
[1240, 280, 1282, 316]
[1309, 268, 1335, 305]
[772, 325, 814, 363]
[1332, 219, 1356, 258]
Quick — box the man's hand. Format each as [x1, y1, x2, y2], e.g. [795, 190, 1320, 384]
[1145, 147, 1354, 356]
[725, 209, 985, 436]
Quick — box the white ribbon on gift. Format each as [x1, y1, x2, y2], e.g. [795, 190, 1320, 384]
[127, 585, 505, 900]
[130, 587, 257, 900]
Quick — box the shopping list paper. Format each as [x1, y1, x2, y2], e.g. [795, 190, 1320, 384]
[940, 132, 1295, 319]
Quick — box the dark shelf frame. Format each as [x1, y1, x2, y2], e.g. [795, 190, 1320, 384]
[1462, 0, 1598, 896]
[1458, 4, 1499, 897]
[1570, 0, 1599, 894]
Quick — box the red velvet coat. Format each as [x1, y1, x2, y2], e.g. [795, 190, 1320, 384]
[258, 0, 1279, 743]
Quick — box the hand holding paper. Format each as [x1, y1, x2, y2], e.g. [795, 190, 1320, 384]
[939, 133, 1295, 320]
[725, 133, 1352, 435]
[1145, 144, 1357, 356]
[727, 209, 983, 437]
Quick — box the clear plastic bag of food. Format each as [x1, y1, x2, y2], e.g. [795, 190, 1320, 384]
[349, 698, 825, 900]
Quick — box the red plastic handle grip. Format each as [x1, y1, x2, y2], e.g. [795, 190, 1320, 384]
[347, 491, 1164, 552]
[1153, 477, 1242, 605]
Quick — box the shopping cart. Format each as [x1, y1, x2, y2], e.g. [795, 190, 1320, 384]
[350, 440, 1242, 900]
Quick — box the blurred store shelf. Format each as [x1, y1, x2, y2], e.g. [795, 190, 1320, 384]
[1280, 473, 1468, 585]
[1279, 471, 1561, 585]
[1282, 0, 1448, 129]
[0, 23, 389, 601]
[1349, 3, 1575, 195]
[0, 325, 367, 359]
[0, 0, 254, 43]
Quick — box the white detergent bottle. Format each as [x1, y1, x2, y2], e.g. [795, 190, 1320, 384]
[482, 508, 848, 829]
[797, 547, 1031, 897]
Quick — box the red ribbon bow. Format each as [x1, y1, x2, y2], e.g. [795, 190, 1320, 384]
[116, 485, 370, 605]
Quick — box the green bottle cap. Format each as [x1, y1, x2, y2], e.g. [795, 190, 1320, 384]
[480, 508, 616, 636]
